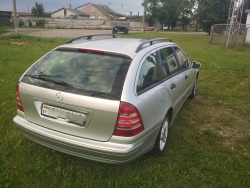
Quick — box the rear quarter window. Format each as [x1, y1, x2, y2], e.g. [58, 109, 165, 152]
[137, 52, 159, 92]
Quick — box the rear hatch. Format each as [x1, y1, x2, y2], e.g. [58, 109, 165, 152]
[20, 48, 131, 141]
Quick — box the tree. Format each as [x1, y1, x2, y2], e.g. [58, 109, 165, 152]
[178, 0, 196, 30]
[196, 0, 231, 33]
[31, 2, 45, 17]
[142, 0, 161, 25]
[142, 0, 195, 30]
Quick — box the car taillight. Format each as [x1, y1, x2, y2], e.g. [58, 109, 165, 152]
[16, 82, 24, 112]
[78, 48, 104, 55]
[113, 102, 144, 137]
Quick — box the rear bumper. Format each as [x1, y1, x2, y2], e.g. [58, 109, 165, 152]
[13, 115, 153, 164]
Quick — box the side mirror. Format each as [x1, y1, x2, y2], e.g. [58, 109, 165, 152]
[191, 62, 201, 69]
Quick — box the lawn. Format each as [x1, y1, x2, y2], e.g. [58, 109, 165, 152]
[0, 32, 250, 188]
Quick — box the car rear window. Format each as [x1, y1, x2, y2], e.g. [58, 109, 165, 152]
[21, 49, 132, 100]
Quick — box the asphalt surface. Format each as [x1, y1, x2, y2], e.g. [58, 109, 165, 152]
[3, 28, 208, 38]
[4, 28, 116, 38]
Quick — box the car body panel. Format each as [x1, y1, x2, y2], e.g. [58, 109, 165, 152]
[13, 37, 200, 164]
[19, 82, 120, 141]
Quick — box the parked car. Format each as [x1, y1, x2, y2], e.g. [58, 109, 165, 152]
[13, 34, 200, 164]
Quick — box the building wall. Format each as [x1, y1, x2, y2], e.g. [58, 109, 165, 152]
[51, 9, 66, 18]
[246, 12, 250, 43]
[77, 4, 108, 20]
[45, 18, 148, 30]
[51, 9, 88, 19]
[0, 11, 12, 25]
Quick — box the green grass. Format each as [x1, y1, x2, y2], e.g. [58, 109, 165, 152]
[0, 32, 250, 187]
[0, 26, 13, 35]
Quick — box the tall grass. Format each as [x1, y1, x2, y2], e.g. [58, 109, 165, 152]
[0, 33, 250, 187]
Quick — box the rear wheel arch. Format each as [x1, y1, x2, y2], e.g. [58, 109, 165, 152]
[150, 108, 173, 156]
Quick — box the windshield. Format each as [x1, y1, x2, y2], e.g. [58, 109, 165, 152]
[22, 50, 132, 100]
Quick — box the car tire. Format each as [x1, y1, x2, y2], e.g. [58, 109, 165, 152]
[151, 114, 169, 156]
[189, 78, 197, 99]
[124, 28, 128, 35]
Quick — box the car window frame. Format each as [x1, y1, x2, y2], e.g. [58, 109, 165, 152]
[172, 46, 190, 72]
[156, 45, 182, 81]
[136, 49, 162, 96]
[157, 45, 191, 80]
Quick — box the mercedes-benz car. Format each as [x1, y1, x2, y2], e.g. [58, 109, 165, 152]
[13, 34, 200, 164]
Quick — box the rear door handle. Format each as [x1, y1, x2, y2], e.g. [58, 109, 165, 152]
[185, 75, 188, 80]
[171, 83, 176, 90]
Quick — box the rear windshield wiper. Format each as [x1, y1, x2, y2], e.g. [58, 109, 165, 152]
[25, 73, 61, 78]
[24, 74, 67, 87]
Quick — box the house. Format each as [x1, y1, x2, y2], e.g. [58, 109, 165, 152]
[245, 9, 250, 43]
[11, 12, 34, 18]
[75, 3, 126, 20]
[10, 12, 34, 26]
[0, 11, 12, 25]
[51, 8, 89, 19]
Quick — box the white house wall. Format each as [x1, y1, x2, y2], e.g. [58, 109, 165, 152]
[51, 9, 88, 19]
[51, 9, 65, 18]
[246, 13, 250, 43]
[76, 4, 108, 20]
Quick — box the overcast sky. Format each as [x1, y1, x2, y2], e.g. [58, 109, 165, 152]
[0, 0, 144, 15]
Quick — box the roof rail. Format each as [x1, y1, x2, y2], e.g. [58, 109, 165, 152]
[135, 38, 172, 53]
[65, 34, 116, 44]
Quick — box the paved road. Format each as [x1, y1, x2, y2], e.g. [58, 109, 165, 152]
[3, 28, 207, 38]
[4, 28, 116, 38]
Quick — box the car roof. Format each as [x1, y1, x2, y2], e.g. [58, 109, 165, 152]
[59, 37, 174, 58]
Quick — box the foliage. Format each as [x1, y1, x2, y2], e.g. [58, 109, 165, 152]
[31, 2, 45, 17]
[178, 0, 196, 30]
[143, 0, 195, 30]
[132, 15, 143, 22]
[196, 0, 231, 33]
[0, 26, 11, 34]
[0, 33, 250, 187]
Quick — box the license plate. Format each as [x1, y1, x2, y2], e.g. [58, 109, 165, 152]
[41, 104, 87, 126]
[41, 104, 51, 117]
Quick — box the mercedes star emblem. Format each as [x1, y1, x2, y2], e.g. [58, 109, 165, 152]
[56, 92, 63, 101]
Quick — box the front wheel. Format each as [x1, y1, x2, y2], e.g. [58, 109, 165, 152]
[151, 115, 169, 156]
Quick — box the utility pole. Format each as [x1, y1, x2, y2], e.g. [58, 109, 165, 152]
[12, 0, 18, 35]
[68, 0, 72, 9]
[142, 6, 145, 33]
[225, 0, 245, 48]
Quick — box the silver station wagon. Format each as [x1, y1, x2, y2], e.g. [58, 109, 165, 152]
[13, 34, 200, 164]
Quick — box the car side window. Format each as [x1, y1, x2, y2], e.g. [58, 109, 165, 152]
[174, 47, 189, 71]
[159, 51, 170, 79]
[137, 52, 159, 92]
[160, 47, 179, 75]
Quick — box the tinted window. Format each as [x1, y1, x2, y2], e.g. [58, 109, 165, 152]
[137, 52, 158, 92]
[174, 47, 188, 71]
[159, 51, 169, 79]
[160, 47, 179, 75]
[21, 50, 131, 100]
